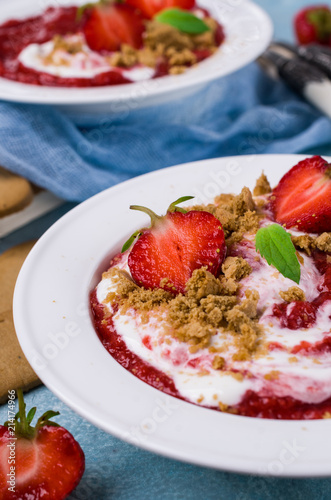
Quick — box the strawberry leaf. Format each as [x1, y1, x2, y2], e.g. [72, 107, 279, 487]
[168, 195, 194, 213]
[307, 8, 331, 42]
[122, 229, 142, 253]
[255, 224, 301, 284]
[26, 407, 37, 424]
[155, 8, 210, 34]
[36, 410, 60, 429]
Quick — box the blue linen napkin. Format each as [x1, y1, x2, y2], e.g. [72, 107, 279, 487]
[1, 62, 331, 201]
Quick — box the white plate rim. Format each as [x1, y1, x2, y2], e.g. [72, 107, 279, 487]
[0, 0, 273, 105]
[13, 154, 331, 478]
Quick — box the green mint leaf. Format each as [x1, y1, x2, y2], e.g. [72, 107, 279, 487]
[155, 8, 210, 35]
[255, 224, 301, 284]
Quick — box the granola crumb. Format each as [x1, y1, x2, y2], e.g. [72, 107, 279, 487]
[279, 286, 306, 302]
[108, 44, 137, 67]
[253, 172, 271, 196]
[323, 412, 331, 419]
[212, 355, 225, 370]
[315, 232, 331, 253]
[291, 234, 315, 255]
[222, 256, 252, 281]
[218, 401, 228, 412]
[264, 370, 280, 381]
[169, 65, 187, 75]
[166, 47, 197, 66]
[288, 356, 298, 363]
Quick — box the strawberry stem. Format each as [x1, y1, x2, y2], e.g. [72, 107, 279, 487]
[16, 389, 36, 439]
[122, 196, 194, 253]
[4, 388, 60, 440]
[130, 205, 162, 224]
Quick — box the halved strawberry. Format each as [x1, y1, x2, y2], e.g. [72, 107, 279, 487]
[270, 155, 331, 233]
[126, 0, 196, 19]
[0, 389, 85, 500]
[294, 5, 331, 45]
[123, 196, 226, 294]
[82, 2, 144, 52]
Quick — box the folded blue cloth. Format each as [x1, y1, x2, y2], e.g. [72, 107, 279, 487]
[1, 62, 331, 201]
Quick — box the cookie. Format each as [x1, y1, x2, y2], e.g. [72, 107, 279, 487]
[0, 166, 34, 218]
[0, 241, 40, 403]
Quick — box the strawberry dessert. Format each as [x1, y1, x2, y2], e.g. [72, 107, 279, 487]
[0, 0, 225, 87]
[91, 156, 331, 420]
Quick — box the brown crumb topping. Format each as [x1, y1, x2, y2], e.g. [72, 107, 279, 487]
[42, 35, 85, 66]
[105, 266, 265, 360]
[291, 232, 331, 255]
[110, 18, 219, 73]
[279, 286, 306, 302]
[222, 256, 252, 281]
[253, 172, 272, 196]
[212, 355, 225, 370]
[193, 187, 262, 245]
[264, 370, 280, 381]
[315, 233, 331, 253]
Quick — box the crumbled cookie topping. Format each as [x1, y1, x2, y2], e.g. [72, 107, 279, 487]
[42, 35, 85, 66]
[104, 265, 264, 359]
[291, 232, 331, 255]
[193, 187, 262, 246]
[109, 18, 219, 73]
[222, 256, 252, 281]
[253, 172, 272, 196]
[279, 286, 306, 302]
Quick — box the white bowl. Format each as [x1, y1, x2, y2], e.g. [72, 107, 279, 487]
[13, 154, 331, 477]
[0, 0, 272, 114]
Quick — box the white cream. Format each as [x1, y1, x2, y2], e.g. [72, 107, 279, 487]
[96, 233, 331, 409]
[18, 34, 155, 81]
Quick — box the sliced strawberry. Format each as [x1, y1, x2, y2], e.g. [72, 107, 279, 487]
[294, 5, 331, 45]
[83, 3, 144, 52]
[126, 0, 196, 19]
[0, 390, 85, 500]
[124, 196, 226, 294]
[270, 155, 331, 233]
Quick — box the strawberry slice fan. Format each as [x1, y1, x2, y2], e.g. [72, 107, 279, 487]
[0, 389, 85, 500]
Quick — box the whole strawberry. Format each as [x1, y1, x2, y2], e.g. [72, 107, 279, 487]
[0, 389, 85, 500]
[123, 196, 226, 294]
[294, 5, 331, 45]
[270, 155, 331, 233]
